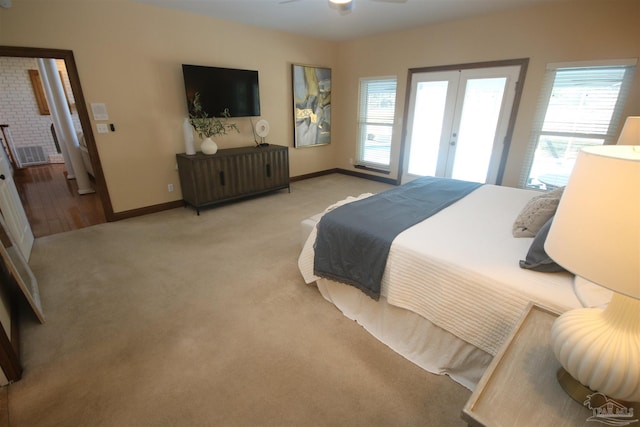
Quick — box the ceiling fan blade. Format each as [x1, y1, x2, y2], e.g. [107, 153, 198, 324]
[279, 0, 302, 4]
[370, 0, 408, 3]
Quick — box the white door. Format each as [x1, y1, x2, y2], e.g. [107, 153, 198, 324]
[0, 147, 34, 261]
[403, 65, 521, 184]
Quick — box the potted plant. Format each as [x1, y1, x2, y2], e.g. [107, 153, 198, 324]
[188, 92, 239, 154]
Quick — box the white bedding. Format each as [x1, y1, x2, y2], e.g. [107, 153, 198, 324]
[316, 278, 493, 390]
[299, 184, 608, 357]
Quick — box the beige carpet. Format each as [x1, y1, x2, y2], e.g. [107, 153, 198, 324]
[9, 174, 471, 426]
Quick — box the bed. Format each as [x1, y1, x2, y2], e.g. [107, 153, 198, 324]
[298, 177, 610, 390]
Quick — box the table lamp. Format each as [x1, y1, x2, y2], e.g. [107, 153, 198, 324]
[616, 116, 640, 146]
[545, 144, 640, 406]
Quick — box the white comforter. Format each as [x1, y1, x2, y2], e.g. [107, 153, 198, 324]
[299, 184, 605, 356]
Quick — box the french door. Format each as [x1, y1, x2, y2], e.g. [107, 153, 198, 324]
[402, 64, 523, 184]
[0, 144, 34, 261]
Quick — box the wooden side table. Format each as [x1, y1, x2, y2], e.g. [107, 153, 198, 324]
[461, 304, 603, 426]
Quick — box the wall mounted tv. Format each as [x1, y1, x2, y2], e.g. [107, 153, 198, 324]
[182, 64, 260, 118]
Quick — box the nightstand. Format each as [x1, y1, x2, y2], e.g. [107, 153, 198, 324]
[461, 304, 597, 426]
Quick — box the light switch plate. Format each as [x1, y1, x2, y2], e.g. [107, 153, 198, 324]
[96, 123, 109, 134]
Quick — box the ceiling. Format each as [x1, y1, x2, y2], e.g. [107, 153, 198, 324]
[133, 0, 572, 42]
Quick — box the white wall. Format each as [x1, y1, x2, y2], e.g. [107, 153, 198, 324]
[1, 1, 338, 213]
[0, 57, 80, 164]
[1, 0, 638, 213]
[334, 0, 640, 187]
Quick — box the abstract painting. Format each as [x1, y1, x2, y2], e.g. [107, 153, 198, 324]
[292, 64, 331, 147]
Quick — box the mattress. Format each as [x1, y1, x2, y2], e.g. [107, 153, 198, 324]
[299, 184, 609, 357]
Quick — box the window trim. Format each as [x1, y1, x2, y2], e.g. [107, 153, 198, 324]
[355, 76, 397, 171]
[546, 58, 637, 70]
[519, 59, 637, 189]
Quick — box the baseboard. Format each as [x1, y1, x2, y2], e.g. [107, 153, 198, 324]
[110, 200, 185, 221]
[335, 168, 399, 185]
[291, 168, 399, 186]
[290, 168, 340, 182]
[111, 169, 397, 221]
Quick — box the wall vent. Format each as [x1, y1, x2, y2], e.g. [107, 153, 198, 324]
[16, 145, 47, 166]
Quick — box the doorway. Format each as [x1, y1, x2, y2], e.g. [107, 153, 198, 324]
[400, 59, 528, 185]
[12, 164, 106, 237]
[0, 46, 113, 237]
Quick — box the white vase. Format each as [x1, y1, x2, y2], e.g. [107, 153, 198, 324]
[201, 137, 218, 155]
[182, 118, 196, 155]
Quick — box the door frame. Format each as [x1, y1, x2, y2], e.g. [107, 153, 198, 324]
[0, 45, 114, 221]
[398, 58, 529, 185]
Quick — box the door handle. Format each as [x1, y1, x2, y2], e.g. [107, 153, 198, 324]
[0, 174, 5, 180]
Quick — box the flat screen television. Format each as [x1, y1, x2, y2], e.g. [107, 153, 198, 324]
[182, 64, 260, 118]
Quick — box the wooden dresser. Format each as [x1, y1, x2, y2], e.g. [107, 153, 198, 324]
[176, 145, 290, 214]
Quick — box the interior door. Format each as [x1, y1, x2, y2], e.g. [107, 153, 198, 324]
[0, 147, 34, 261]
[402, 65, 521, 184]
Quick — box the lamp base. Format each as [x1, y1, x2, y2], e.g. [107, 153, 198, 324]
[551, 293, 640, 401]
[557, 367, 640, 413]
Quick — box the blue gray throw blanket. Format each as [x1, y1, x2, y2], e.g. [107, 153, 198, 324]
[313, 176, 482, 300]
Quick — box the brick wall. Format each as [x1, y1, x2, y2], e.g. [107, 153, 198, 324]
[0, 57, 82, 164]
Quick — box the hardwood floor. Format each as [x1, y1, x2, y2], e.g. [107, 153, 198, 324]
[13, 164, 106, 238]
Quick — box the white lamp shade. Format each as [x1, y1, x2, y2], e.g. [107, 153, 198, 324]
[548, 144, 640, 402]
[617, 116, 640, 145]
[545, 145, 640, 300]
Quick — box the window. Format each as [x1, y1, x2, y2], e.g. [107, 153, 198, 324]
[521, 60, 636, 190]
[356, 77, 397, 170]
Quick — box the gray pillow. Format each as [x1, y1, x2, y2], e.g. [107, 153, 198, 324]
[519, 216, 568, 273]
[512, 187, 564, 237]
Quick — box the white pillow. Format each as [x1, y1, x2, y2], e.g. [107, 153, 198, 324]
[512, 187, 564, 237]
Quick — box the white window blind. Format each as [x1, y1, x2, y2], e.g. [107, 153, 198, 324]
[520, 61, 635, 189]
[356, 77, 397, 169]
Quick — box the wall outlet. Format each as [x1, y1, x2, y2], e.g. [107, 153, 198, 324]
[167, 183, 174, 192]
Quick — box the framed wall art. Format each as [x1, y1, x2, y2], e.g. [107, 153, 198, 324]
[292, 64, 331, 148]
